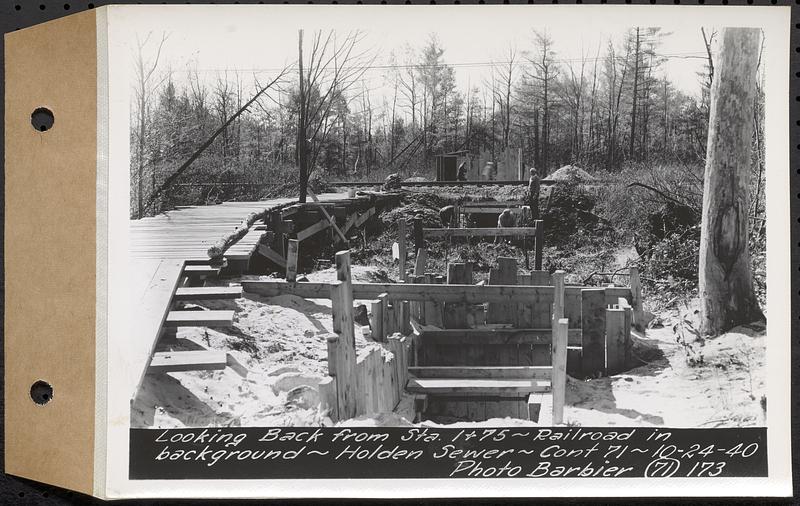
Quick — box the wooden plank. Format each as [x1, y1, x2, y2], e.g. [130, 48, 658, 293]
[487, 257, 518, 325]
[148, 350, 228, 374]
[460, 206, 523, 214]
[581, 288, 606, 377]
[307, 188, 348, 244]
[354, 206, 376, 227]
[444, 263, 472, 329]
[318, 376, 338, 421]
[164, 310, 234, 327]
[528, 392, 553, 425]
[551, 270, 565, 347]
[183, 265, 221, 276]
[406, 378, 551, 396]
[173, 286, 242, 301]
[408, 366, 552, 379]
[285, 239, 299, 282]
[243, 279, 557, 304]
[256, 244, 287, 268]
[552, 318, 568, 425]
[398, 220, 407, 282]
[423, 227, 538, 238]
[605, 308, 626, 375]
[421, 328, 582, 346]
[413, 395, 428, 422]
[413, 248, 427, 275]
[331, 251, 357, 419]
[296, 219, 330, 242]
[529, 270, 551, 286]
[369, 298, 384, 342]
[629, 267, 645, 331]
[564, 288, 582, 329]
[605, 286, 633, 308]
[621, 300, 633, 366]
[533, 220, 544, 270]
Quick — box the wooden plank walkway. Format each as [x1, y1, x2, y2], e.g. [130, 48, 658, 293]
[130, 194, 346, 261]
[128, 193, 347, 400]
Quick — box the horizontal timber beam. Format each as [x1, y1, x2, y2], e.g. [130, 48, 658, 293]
[242, 280, 555, 303]
[423, 227, 538, 237]
[421, 328, 582, 346]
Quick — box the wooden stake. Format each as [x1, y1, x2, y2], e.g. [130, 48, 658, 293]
[605, 308, 626, 375]
[534, 219, 544, 270]
[550, 318, 569, 424]
[412, 217, 424, 251]
[414, 248, 428, 275]
[629, 267, 644, 331]
[285, 239, 299, 282]
[398, 220, 407, 282]
[370, 299, 384, 342]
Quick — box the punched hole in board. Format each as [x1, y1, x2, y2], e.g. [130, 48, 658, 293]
[30, 380, 53, 405]
[31, 107, 54, 132]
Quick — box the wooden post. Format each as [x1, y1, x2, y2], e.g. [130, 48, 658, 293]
[551, 270, 565, 335]
[581, 288, 606, 377]
[285, 239, 299, 282]
[412, 217, 424, 252]
[605, 307, 626, 375]
[487, 257, 518, 325]
[398, 220, 407, 282]
[620, 297, 633, 367]
[370, 299, 384, 342]
[521, 206, 531, 269]
[534, 219, 544, 270]
[401, 300, 411, 335]
[629, 267, 644, 331]
[325, 334, 340, 421]
[318, 375, 338, 422]
[422, 275, 442, 328]
[444, 263, 472, 329]
[331, 251, 357, 419]
[414, 248, 428, 275]
[552, 317, 568, 425]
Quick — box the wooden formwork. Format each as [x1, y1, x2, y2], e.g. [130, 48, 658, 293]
[254, 192, 401, 274]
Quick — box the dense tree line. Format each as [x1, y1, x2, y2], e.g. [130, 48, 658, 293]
[131, 27, 763, 218]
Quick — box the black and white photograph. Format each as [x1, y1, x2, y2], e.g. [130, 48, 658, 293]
[65, 3, 792, 497]
[1, 3, 791, 499]
[124, 7, 775, 431]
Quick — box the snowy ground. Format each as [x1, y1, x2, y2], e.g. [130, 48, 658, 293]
[131, 266, 766, 429]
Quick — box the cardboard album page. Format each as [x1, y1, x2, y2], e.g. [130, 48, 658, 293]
[5, 4, 793, 499]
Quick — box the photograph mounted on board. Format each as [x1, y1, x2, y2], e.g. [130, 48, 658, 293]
[118, 6, 775, 434]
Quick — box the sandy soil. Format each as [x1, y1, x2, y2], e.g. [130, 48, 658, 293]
[132, 266, 766, 429]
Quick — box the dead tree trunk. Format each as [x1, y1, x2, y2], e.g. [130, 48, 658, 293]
[297, 29, 309, 203]
[698, 27, 763, 335]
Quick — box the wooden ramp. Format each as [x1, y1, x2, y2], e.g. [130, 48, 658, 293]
[130, 194, 346, 261]
[128, 193, 348, 401]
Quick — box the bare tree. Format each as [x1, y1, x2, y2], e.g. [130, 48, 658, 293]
[525, 30, 559, 174]
[296, 29, 375, 202]
[698, 27, 763, 335]
[132, 31, 167, 218]
[492, 45, 517, 149]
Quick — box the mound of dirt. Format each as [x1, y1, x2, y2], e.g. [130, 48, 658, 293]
[379, 192, 450, 230]
[547, 164, 595, 182]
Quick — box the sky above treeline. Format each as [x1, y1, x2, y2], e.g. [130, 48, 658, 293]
[111, 5, 765, 105]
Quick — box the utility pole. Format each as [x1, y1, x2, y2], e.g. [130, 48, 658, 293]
[298, 29, 308, 203]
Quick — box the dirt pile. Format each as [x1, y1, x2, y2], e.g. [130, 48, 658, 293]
[379, 192, 450, 230]
[547, 164, 595, 182]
